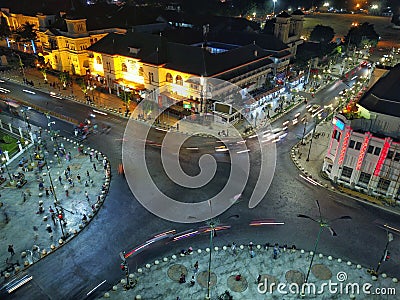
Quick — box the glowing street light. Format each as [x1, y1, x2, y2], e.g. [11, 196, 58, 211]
[298, 200, 352, 285]
[272, 0, 277, 16]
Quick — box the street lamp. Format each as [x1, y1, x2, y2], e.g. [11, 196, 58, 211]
[368, 230, 394, 276]
[24, 140, 33, 162]
[1, 155, 12, 181]
[300, 116, 307, 145]
[13, 52, 27, 84]
[205, 219, 217, 300]
[272, 0, 277, 16]
[306, 116, 317, 161]
[298, 200, 351, 285]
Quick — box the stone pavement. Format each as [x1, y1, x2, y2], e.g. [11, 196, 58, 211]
[0, 115, 110, 281]
[100, 242, 399, 299]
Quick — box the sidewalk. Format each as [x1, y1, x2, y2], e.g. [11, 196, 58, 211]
[1, 67, 137, 118]
[100, 242, 399, 299]
[0, 115, 111, 281]
[290, 120, 400, 215]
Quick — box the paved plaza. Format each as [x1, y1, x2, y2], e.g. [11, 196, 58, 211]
[100, 242, 398, 299]
[0, 116, 110, 280]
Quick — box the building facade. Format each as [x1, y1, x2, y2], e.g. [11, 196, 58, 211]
[323, 65, 400, 201]
[88, 31, 274, 113]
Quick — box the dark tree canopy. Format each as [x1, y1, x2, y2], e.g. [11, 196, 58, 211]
[309, 25, 335, 44]
[0, 16, 11, 39]
[16, 22, 37, 42]
[392, 14, 400, 26]
[344, 22, 379, 48]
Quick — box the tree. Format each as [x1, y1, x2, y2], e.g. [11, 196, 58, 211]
[344, 22, 379, 49]
[76, 77, 88, 95]
[39, 68, 48, 83]
[16, 22, 37, 42]
[58, 71, 71, 89]
[0, 16, 11, 40]
[392, 14, 400, 26]
[309, 25, 335, 44]
[14, 22, 37, 52]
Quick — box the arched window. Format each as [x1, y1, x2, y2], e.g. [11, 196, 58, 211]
[166, 73, 173, 83]
[55, 55, 58, 63]
[176, 75, 183, 85]
[122, 63, 127, 72]
[138, 67, 144, 76]
[96, 56, 102, 65]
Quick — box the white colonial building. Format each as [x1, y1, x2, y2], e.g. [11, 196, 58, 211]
[323, 65, 400, 200]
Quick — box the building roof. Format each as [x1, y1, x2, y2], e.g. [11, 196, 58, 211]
[162, 28, 288, 52]
[276, 11, 291, 18]
[88, 31, 273, 78]
[358, 64, 400, 118]
[291, 9, 305, 16]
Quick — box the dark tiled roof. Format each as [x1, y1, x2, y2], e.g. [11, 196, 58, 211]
[88, 31, 273, 78]
[292, 9, 305, 16]
[358, 64, 400, 117]
[276, 11, 291, 18]
[162, 28, 288, 52]
[166, 43, 272, 77]
[88, 32, 168, 65]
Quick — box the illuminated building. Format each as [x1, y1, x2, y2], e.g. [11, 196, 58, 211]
[87, 31, 275, 112]
[323, 65, 400, 200]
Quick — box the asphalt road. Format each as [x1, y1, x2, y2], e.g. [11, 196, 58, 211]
[1, 73, 400, 299]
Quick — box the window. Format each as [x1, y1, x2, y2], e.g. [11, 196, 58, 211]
[349, 140, 356, 149]
[55, 55, 58, 63]
[377, 178, 390, 192]
[96, 56, 102, 65]
[394, 152, 400, 162]
[327, 164, 332, 173]
[176, 75, 183, 85]
[332, 129, 341, 141]
[355, 142, 362, 150]
[341, 166, 353, 178]
[374, 147, 381, 156]
[149, 72, 154, 83]
[359, 172, 371, 185]
[122, 63, 127, 72]
[387, 150, 394, 159]
[138, 67, 144, 76]
[367, 145, 374, 154]
[166, 73, 173, 83]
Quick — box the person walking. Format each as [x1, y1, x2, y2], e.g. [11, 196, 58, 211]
[93, 163, 97, 171]
[8, 244, 15, 256]
[194, 261, 199, 273]
[58, 175, 62, 185]
[231, 242, 237, 255]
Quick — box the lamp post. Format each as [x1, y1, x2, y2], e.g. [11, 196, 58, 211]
[368, 231, 394, 276]
[306, 117, 317, 161]
[205, 219, 217, 300]
[24, 140, 33, 162]
[298, 200, 351, 285]
[272, 0, 277, 16]
[14, 52, 27, 84]
[1, 155, 12, 181]
[55, 207, 66, 240]
[301, 116, 307, 145]
[200, 75, 204, 113]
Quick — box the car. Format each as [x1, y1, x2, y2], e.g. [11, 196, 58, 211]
[309, 104, 320, 113]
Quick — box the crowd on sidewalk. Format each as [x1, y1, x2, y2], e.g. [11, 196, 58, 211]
[0, 115, 111, 281]
[102, 241, 398, 300]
